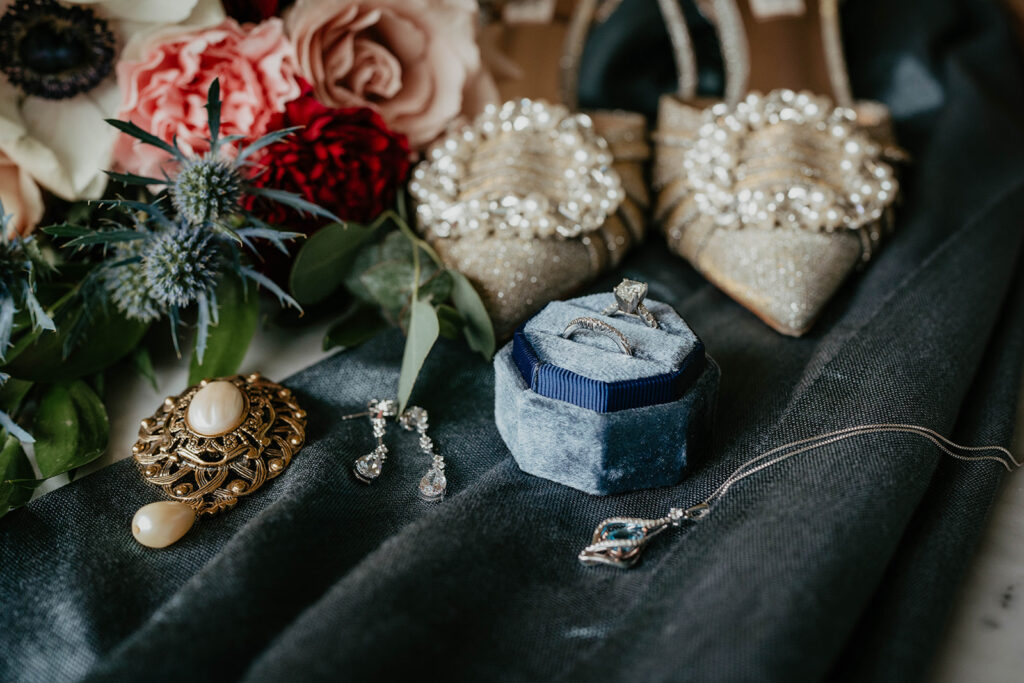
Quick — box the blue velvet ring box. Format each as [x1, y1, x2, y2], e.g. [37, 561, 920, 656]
[494, 293, 719, 495]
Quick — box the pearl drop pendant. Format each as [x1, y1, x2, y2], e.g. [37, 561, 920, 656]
[131, 502, 196, 548]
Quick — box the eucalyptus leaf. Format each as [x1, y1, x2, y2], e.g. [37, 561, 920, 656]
[189, 277, 259, 385]
[435, 304, 465, 340]
[289, 222, 376, 305]
[323, 305, 388, 351]
[32, 381, 109, 479]
[449, 270, 496, 358]
[418, 270, 453, 305]
[3, 305, 149, 382]
[378, 228, 414, 262]
[0, 433, 36, 515]
[397, 298, 439, 413]
[360, 260, 415, 319]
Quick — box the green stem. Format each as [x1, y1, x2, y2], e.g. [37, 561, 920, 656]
[388, 211, 444, 269]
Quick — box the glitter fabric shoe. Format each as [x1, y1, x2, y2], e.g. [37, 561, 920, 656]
[409, 0, 650, 338]
[653, 0, 903, 336]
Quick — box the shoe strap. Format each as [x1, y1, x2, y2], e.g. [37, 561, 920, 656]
[560, 0, 701, 108]
[662, 0, 853, 109]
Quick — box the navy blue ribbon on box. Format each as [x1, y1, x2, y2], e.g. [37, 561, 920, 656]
[511, 324, 707, 413]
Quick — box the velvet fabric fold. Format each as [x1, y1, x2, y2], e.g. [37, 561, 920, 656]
[3, 0, 1024, 681]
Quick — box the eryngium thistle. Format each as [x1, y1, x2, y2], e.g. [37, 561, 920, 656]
[102, 240, 162, 322]
[143, 226, 223, 309]
[170, 155, 243, 226]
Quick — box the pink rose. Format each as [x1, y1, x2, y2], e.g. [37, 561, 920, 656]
[0, 149, 43, 239]
[285, 0, 497, 150]
[113, 18, 302, 177]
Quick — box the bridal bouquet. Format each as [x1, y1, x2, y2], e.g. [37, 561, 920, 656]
[0, 0, 498, 514]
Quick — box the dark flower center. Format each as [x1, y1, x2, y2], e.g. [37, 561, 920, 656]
[0, 0, 115, 99]
[19, 19, 89, 74]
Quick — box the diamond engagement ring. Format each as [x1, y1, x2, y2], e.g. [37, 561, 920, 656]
[561, 317, 633, 356]
[601, 279, 659, 329]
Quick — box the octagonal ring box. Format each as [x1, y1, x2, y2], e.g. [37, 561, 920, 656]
[494, 293, 720, 495]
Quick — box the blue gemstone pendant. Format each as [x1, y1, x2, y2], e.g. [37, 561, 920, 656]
[577, 516, 674, 569]
[578, 504, 710, 569]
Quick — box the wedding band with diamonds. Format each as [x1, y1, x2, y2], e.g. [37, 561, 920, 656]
[601, 278, 659, 329]
[561, 317, 633, 356]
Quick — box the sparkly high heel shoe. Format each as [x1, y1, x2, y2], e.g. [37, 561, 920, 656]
[653, 0, 903, 336]
[410, 0, 650, 339]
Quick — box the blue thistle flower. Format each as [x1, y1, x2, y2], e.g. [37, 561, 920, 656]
[69, 79, 343, 362]
[105, 79, 342, 235]
[170, 155, 243, 226]
[101, 240, 162, 323]
[0, 200, 54, 361]
[142, 225, 223, 310]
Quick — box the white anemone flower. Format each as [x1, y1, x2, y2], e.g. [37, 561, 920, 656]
[0, 0, 225, 201]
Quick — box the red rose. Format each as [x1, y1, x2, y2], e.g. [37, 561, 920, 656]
[222, 0, 288, 23]
[246, 87, 411, 229]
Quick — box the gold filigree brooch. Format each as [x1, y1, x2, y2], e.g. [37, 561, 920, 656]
[130, 373, 306, 548]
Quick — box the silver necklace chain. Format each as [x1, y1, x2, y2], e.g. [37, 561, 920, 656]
[579, 423, 1021, 569]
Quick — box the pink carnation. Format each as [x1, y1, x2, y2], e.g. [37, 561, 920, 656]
[113, 18, 302, 177]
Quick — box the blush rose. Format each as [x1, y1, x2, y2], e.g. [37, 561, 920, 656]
[285, 0, 497, 150]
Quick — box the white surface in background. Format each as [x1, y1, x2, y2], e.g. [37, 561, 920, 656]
[932, 372, 1024, 682]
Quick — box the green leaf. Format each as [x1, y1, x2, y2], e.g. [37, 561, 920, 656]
[104, 119, 183, 160]
[418, 270, 453, 305]
[189, 277, 259, 385]
[104, 170, 164, 187]
[0, 410, 33, 444]
[288, 222, 376, 305]
[436, 304, 465, 340]
[449, 270, 496, 358]
[64, 230, 145, 248]
[236, 126, 302, 164]
[360, 259, 415, 318]
[132, 346, 158, 391]
[3, 305, 149, 382]
[397, 298, 439, 413]
[378, 227, 414, 262]
[0, 378, 33, 414]
[248, 187, 342, 224]
[0, 433, 37, 515]
[32, 381, 109, 479]
[206, 78, 221, 146]
[42, 224, 92, 238]
[323, 305, 388, 351]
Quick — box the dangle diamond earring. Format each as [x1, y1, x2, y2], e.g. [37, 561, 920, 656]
[348, 399, 397, 483]
[399, 406, 447, 501]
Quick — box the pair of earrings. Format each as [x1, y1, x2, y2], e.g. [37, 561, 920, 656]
[346, 400, 447, 501]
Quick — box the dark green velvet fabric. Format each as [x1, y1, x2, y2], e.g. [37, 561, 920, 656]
[3, 0, 1024, 680]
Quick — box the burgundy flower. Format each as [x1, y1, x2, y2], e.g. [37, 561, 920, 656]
[245, 87, 411, 230]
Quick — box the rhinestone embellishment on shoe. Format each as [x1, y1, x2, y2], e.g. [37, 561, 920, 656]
[661, 89, 900, 237]
[409, 98, 624, 242]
